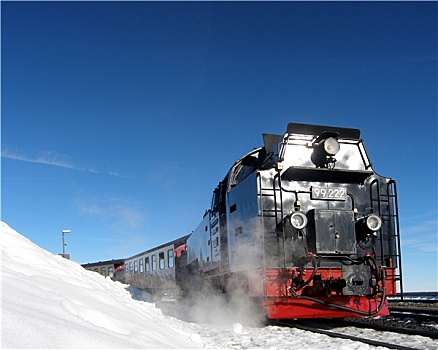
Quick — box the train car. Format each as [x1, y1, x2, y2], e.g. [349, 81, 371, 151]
[184, 122, 402, 319]
[123, 235, 190, 298]
[82, 259, 125, 280]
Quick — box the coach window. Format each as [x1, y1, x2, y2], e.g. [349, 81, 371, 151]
[129, 262, 133, 272]
[94, 268, 98, 272]
[139, 259, 144, 273]
[152, 254, 157, 271]
[108, 267, 114, 276]
[168, 249, 174, 268]
[101, 267, 106, 276]
[134, 260, 138, 273]
[145, 257, 150, 272]
[159, 252, 165, 270]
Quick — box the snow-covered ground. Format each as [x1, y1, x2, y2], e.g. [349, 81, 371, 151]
[1, 221, 436, 349]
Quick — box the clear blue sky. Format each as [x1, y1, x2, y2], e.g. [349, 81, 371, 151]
[2, 2, 437, 292]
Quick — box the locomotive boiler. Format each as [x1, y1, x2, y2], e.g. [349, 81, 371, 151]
[185, 122, 401, 319]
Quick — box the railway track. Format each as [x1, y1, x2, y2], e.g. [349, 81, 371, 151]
[269, 313, 438, 350]
[339, 318, 438, 340]
[388, 305, 438, 324]
[334, 303, 438, 341]
[270, 319, 422, 350]
[388, 297, 438, 304]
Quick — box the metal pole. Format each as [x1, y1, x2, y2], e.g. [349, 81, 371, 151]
[61, 230, 71, 256]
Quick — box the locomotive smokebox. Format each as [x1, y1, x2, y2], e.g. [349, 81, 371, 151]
[307, 209, 357, 255]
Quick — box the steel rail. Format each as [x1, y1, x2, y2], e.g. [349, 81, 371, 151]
[270, 320, 420, 350]
[338, 319, 438, 340]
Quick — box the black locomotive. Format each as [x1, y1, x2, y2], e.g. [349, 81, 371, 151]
[85, 122, 402, 319]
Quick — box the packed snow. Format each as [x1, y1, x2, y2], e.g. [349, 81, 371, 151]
[1, 222, 436, 349]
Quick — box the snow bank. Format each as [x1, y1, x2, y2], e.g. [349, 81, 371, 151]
[1, 222, 200, 348]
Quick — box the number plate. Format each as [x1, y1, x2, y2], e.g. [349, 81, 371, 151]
[311, 186, 347, 201]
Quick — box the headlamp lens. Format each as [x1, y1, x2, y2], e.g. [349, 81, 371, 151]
[366, 214, 382, 231]
[290, 212, 308, 229]
[323, 137, 340, 156]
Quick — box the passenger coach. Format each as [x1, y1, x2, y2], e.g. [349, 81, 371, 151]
[123, 235, 190, 298]
[82, 259, 125, 280]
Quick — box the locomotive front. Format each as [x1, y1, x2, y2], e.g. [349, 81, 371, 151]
[258, 123, 401, 318]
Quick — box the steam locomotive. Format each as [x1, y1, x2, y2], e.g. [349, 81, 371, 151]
[86, 122, 402, 319]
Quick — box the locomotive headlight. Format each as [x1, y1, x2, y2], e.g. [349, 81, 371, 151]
[290, 212, 308, 230]
[311, 136, 340, 168]
[366, 214, 382, 231]
[323, 137, 340, 156]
